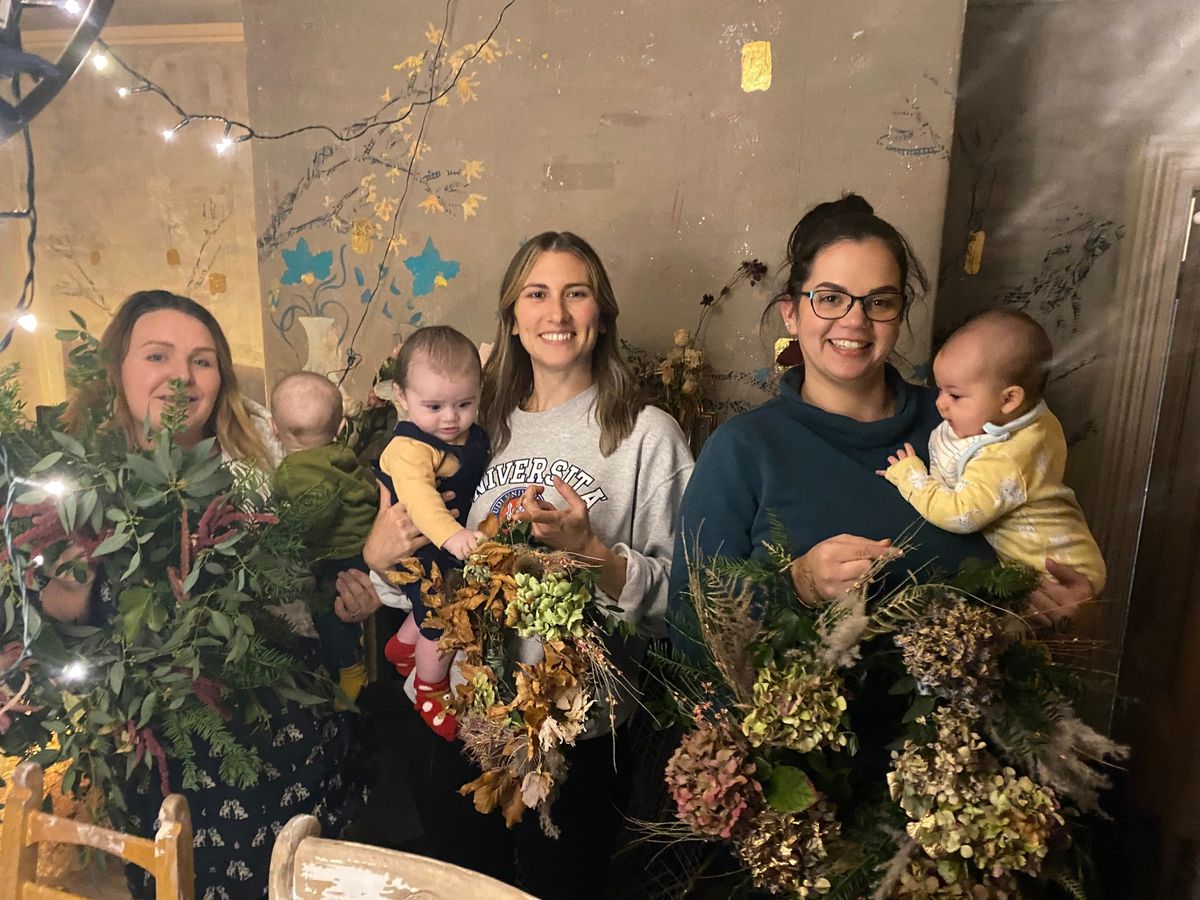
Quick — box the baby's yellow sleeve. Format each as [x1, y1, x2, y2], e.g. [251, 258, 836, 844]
[884, 452, 1029, 534]
[379, 437, 465, 548]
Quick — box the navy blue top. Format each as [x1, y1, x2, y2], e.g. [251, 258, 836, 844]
[374, 422, 491, 574]
[669, 365, 994, 606]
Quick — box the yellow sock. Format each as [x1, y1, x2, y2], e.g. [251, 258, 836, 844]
[338, 660, 368, 703]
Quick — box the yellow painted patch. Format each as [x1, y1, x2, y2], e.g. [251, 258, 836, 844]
[208, 272, 227, 294]
[462, 159, 485, 183]
[351, 218, 376, 255]
[461, 193, 486, 220]
[434, 274, 449, 288]
[300, 272, 316, 285]
[741, 41, 772, 93]
[964, 229, 985, 275]
[89, 250, 101, 265]
[166, 248, 181, 267]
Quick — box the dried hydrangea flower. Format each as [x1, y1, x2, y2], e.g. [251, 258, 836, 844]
[888, 708, 1063, 878]
[733, 801, 839, 897]
[741, 657, 850, 754]
[665, 719, 760, 839]
[894, 597, 1005, 713]
[507, 571, 589, 641]
[892, 852, 1020, 899]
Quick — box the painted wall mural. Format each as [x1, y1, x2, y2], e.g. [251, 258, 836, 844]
[237, 0, 968, 416]
[250, 19, 504, 377]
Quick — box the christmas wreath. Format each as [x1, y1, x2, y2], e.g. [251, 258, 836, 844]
[0, 320, 337, 816]
[392, 517, 629, 836]
[655, 525, 1126, 899]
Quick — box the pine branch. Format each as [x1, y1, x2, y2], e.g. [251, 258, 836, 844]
[220, 637, 303, 690]
[1051, 872, 1089, 900]
[161, 702, 264, 790]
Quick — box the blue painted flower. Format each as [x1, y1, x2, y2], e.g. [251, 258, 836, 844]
[404, 237, 461, 297]
[280, 238, 333, 285]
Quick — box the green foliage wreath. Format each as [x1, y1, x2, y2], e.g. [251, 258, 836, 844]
[0, 318, 336, 816]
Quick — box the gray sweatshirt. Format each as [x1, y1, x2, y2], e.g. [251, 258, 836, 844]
[468, 384, 694, 733]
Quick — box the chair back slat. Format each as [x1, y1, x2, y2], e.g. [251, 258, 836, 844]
[269, 814, 538, 899]
[0, 762, 195, 900]
[21, 883, 83, 900]
[26, 814, 157, 870]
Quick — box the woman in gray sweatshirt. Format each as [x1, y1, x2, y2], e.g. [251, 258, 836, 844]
[352, 231, 692, 897]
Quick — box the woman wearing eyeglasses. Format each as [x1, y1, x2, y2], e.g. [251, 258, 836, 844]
[670, 193, 1093, 629]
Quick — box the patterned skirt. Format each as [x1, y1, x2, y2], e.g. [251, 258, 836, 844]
[120, 703, 369, 900]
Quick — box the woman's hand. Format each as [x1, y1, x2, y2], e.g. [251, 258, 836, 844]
[518, 477, 598, 556]
[38, 544, 97, 623]
[518, 478, 628, 596]
[362, 483, 456, 574]
[1026, 558, 1095, 630]
[790, 534, 899, 604]
[333, 569, 383, 623]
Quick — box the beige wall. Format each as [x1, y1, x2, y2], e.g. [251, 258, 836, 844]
[937, 0, 1200, 519]
[243, 0, 967, 409]
[3, 0, 967, 416]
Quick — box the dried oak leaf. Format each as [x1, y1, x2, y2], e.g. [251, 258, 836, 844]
[384, 557, 424, 586]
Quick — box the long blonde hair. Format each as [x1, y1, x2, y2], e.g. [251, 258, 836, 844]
[63, 290, 270, 469]
[480, 232, 644, 456]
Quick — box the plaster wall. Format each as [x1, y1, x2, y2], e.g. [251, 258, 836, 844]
[242, 0, 969, 409]
[3, 0, 968, 422]
[1, 8, 264, 407]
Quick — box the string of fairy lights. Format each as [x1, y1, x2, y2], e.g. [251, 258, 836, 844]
[0, 0, 518, 685]
[3, 0, 516, 372]
[90, 0, 515, 384]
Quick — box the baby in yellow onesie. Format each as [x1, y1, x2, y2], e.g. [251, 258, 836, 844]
[881, 309, 1106, 594]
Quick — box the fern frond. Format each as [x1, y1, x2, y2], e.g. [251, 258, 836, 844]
[160, 708, 201, 790]
[687, 560, 761, 701]
[863, 583, 940, 639]
[644, 645, 725, 712]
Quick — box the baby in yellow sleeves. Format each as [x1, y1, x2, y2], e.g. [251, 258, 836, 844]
[881, 309, 1106, 594]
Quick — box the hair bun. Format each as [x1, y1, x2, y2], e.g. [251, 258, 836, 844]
[833, 192, 874, 215]
[787, 192, 877, 261]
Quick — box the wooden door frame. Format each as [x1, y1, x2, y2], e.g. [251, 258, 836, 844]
[1092, 136, 1200, 727]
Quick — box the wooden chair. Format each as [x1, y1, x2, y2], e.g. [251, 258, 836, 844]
[269, 814, 538, 899]
[0, 761, 194, 900]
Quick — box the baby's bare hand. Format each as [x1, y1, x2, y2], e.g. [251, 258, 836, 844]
[888, 442, 917, 466]
[443, 528, 481, 561]
[877, 442, 917, 475]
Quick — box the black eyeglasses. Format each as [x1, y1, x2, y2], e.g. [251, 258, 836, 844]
[800, 289, 906, 323]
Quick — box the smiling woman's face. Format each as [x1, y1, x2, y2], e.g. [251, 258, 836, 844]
[119, 309, 222, 448]
[510, 249, 603, 382]
[780, 238, 903, 392]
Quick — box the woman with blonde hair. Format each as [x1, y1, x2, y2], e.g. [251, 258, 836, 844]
[62, 289, 275, 470]
[41, 289, 366, 899]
